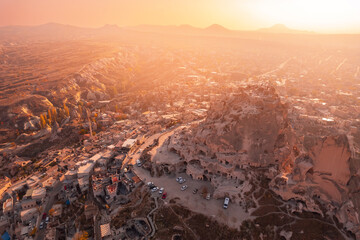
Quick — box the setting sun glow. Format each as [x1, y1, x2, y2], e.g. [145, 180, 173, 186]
[0, 0, 359, 33]
[243, 0, 360, 33]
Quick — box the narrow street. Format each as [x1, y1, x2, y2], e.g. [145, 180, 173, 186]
[35, 181, 63, 240]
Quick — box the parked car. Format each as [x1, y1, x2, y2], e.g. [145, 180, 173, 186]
[179, 178, 186, 184]
[206, 193, 211, 200]
[151, 187, 159, 192]
[45, 217, 49, 223]
[147, 182, 154, 188]
[176, 177, 182, 182]
[223, 197, 230, 209]
[193, 188, 198, 194]
[42, 213, 47, 220]
[181, 185, 188, 191]
[162, 192, 167, 199]
[159, 187, 164, 194]
[39, 222, 44, 229]
[136, 159, 142, 167]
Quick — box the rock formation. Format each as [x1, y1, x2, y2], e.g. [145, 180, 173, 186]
[151, 84, 360, 237]
[167, 85, 295, 180]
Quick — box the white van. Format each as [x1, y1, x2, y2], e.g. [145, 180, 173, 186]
[223, 197, 230, 209]
[206, 193, 211, 200]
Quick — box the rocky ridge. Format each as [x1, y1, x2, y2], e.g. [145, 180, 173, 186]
[153, 84, 359, 238]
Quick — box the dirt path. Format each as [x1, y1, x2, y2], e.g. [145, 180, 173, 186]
[258, 57, 293, 77]
[147, 197, 159, 238]
[168, 205, 200, 240]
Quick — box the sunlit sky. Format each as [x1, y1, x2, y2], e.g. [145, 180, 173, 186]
[0, 0, 359, 33]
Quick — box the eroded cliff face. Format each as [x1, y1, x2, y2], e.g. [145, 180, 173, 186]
[153, 84, 359, 238]
[275, 135, 352, 202]
[273, 134, 360, 237]
[167, 85, 295, 180]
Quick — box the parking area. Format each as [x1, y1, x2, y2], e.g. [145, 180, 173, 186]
[133, 166, 250, 229]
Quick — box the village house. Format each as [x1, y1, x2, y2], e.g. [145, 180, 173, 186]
[20, 207, 38, 223]
[21, 199, 37, 210]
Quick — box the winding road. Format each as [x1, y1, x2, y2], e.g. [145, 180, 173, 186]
[147, 196, 159, 238]
[257, 57, 293, 78]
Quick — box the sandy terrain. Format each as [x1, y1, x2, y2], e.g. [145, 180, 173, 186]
[310, 136, 351, 185]
[125, 126, 250, 229]
[132, 165, 251, 229]
[150, 128, 184, 165]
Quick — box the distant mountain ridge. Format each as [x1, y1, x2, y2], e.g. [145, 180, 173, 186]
[128, 23, 233, 35]
[1, 22, 359, 47]
[205, 24, 230, 32]
[126, 23, 316, 37]
[0, 22, 316, 37]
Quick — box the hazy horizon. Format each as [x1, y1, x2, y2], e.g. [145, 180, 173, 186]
[2, 21, 360, 36]
[0, 0, 359, 34]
